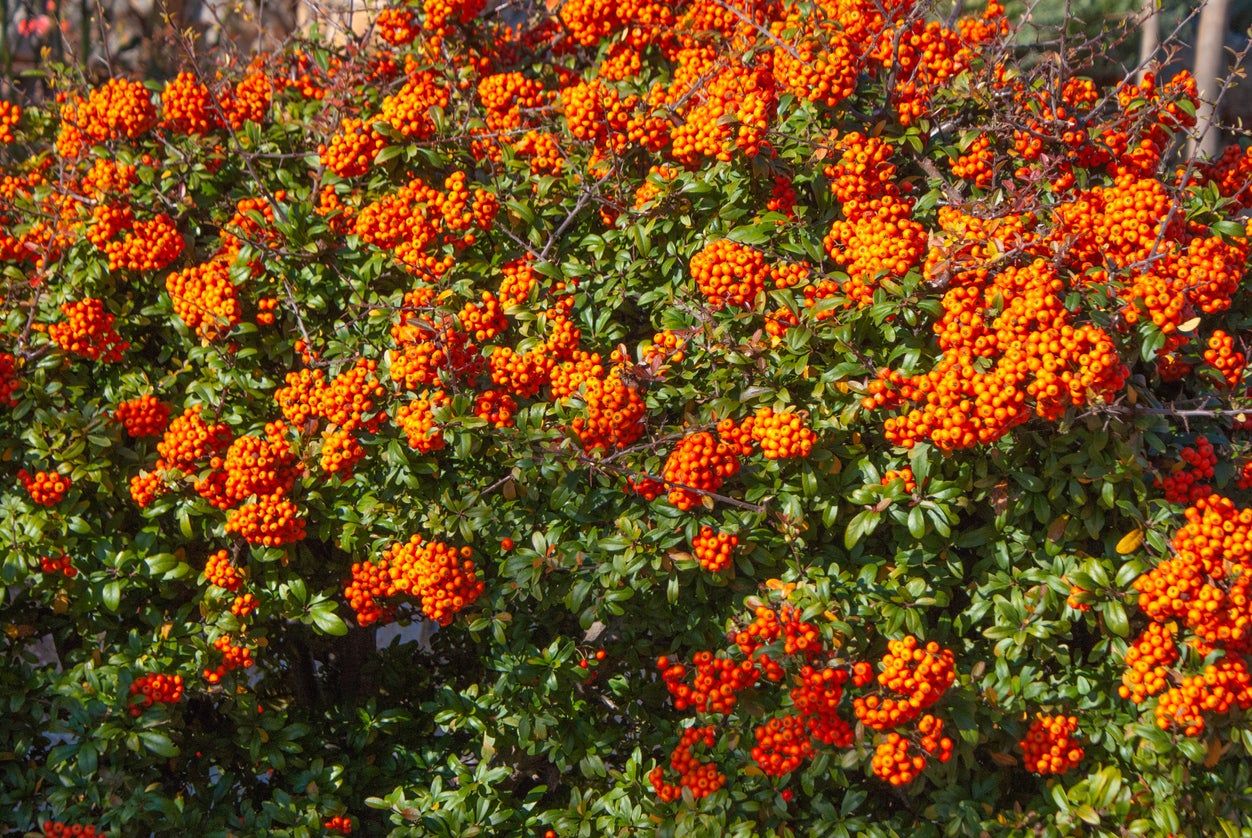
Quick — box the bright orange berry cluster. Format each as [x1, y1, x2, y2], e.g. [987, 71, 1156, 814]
[1019, 713, 1084, 774]
[689, 239, 768, 310]
[203, 635, 254, 683]
[1119, 621, 1178, 704]
[156, 406, 233, 474]
[225, 492, 307, 546]
[394, 394, 447, 452]
[643, 330, 686, 369]
[319, 117, 388, 178]
[344, 534, 484, 627]
[950, 135, 993, 187]
[166, 259, 240, 341]
[512, 129, 565, 176]
[375, 7, 418, 45]
[256, 297, 278, 326]
[0, 100, 20, 143]
[473, 389, 517, 428]
[320, 427, 367, 477]
[230, 593, 260, 618]
[870, 714, 953, 786]
[1205, 330, 1245, 388]
[222, 427, 299, 502]
[160, 71, 218, 135]
[657, 650, 763, 715]
[853, 636, 956, 730]
[129, 470, 167, 507]
[733, 604, 822, 660]
[378, 71, 451, 141]
[649, 725, 725, 802]
[1127, 494, 1252, 735]
[49, 298, 129, 362]
[868, 259, 1128, 451]
[881, 467, 917, 493]
[691, 526, 737, 572]
[204, 548, 243, 591]
[661, 431, 741, 511]
[1153, 658, 1252, 736]
[570, 373, 646, 451]
[57, 78, 157, 157]
[115, 395, 170, 438]
[19, 469, 71, 506]
[101, 212, 184, 272]
[355, 172, 495, 278]
[745, 407, 816, 459]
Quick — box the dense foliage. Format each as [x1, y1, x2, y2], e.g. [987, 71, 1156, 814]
[3, 0, 1252, 834]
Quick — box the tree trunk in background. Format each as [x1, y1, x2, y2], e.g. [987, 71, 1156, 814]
[1191, 0, 1231, 160]
[1136, 0, 1159, 83]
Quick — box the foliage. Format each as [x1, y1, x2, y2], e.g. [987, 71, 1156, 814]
[2, 0, 1252, 835]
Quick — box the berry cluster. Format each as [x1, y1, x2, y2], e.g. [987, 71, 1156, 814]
[1019, 714, 1084, 775]
[881, 467, 917, 494]
[166, 259, 240, 341]
[344, 534, 484, 627]
[657, 651, 762, 715]
[115, 395, 170, 438]
[648, 726, 725, 802]
[1154, 437, 1217, 505]
[691, 526, 737, 572]
[160, 71, 218, 135]
[19, 469, 71, 506]
[656, 599, 960, 797]
[129, 672, 184, 714]
[48, 298, 129, 362]
[204, 548, 243, 591]
[690, 239, 768, 310]
[323, 815, 355, 835]
[225, 492, 307, 546]
[39, 554, 77, 578]
[661, 431, 740, 511]
[1205, 330, 1245, 389]
[745, 408, 817, 460]
[1127, 494, 1252, 735]
[41, 822, 99, 838]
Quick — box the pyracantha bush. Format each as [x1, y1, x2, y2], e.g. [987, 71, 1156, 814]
[2, 0, 1252, 834]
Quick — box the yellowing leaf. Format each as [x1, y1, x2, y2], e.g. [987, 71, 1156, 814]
[1116, 529, 1144, 555]
[1178, 317, 1202, 333]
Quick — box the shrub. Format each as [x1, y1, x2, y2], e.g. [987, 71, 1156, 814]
[1, 0, 1252, 834]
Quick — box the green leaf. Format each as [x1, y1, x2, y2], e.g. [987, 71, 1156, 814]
[1103, 600, 1130, 638]
[844, 510, 881, 549]
[309, 603, 349, 636]
[102, 580, 121, 612]
[139, 731, 179, 758]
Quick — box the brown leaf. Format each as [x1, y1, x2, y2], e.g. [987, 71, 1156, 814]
[990, 480, 1010, 515]
[1205, 736, 1228, 768]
